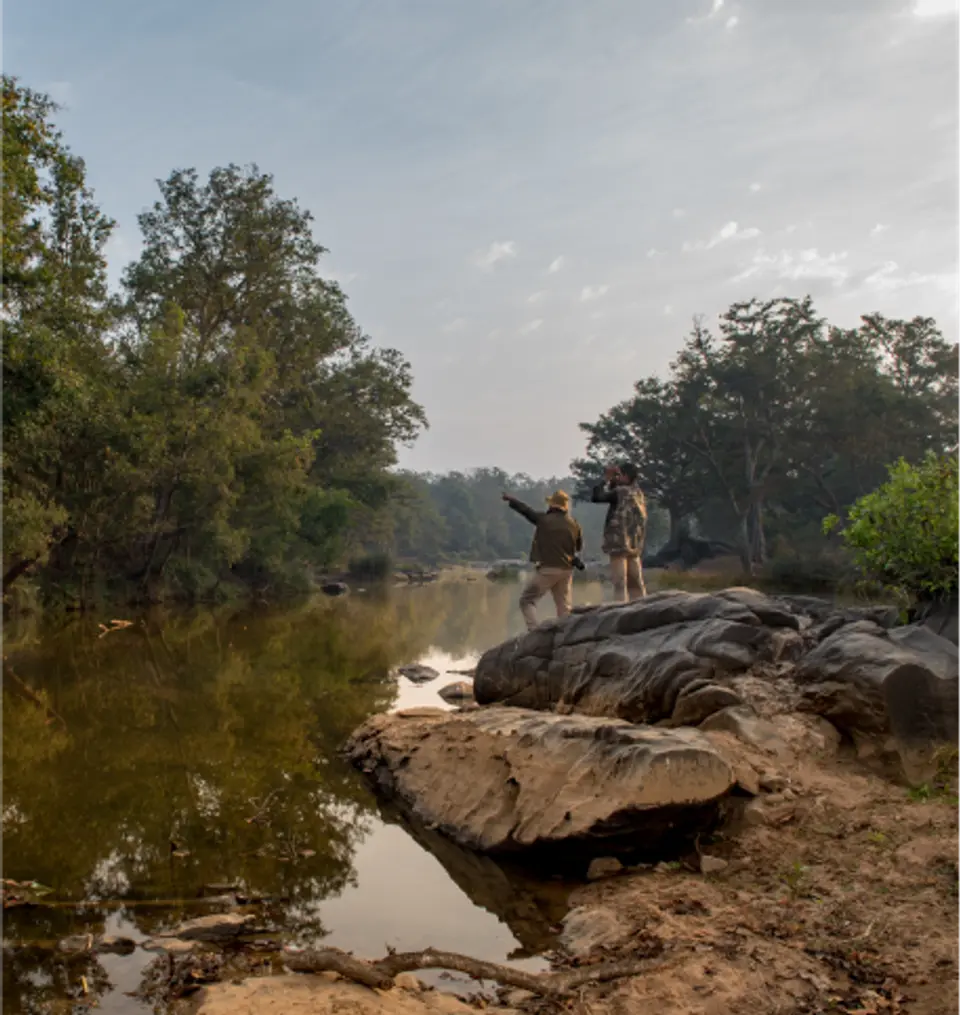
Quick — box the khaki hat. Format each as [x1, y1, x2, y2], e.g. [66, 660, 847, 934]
[546, 490, 570, 510]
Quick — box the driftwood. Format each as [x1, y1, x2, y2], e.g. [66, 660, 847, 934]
[284, 946, 653, 997]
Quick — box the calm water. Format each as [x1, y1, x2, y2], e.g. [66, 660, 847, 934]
[2, 577, 609, 1013]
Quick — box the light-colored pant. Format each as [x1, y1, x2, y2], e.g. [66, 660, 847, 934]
[519, 567, 573, 630]
[609, 553, 646, 602]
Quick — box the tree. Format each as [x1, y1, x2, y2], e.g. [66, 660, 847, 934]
[2, 75, 116, 595]
[576, 297, 958, 578]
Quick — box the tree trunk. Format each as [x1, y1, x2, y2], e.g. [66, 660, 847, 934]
[737, 515, 753, 575]
[2, 558, 37, 594]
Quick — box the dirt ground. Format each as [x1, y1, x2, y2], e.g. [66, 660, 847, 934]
[193, 737, 956, 1015]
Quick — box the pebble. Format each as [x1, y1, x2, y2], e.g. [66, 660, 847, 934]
[700, 855, 729, 875]
[586, 856, 624, 880]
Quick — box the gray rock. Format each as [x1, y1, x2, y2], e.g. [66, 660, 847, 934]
[437, 680, 474, 705]
[559, 905, 631, 956]
[474, 591, 782, 723]
[159, 912, 253, 942]
[345, 706, 735, 856]
[397, 664, 440, 685]
[794, 623, 959, 769]
[670, 684, 743, 726]
[98, 934, 137, 955]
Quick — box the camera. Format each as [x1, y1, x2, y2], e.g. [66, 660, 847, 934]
[573, 555, 586, 571]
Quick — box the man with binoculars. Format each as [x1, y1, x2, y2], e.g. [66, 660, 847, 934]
[501, 489, 584, 630]
[591, 462, 648, 601]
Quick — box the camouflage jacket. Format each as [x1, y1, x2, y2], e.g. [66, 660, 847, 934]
[592, 481, 647, 556]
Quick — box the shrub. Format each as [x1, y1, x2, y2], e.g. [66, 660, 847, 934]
[823, 452, 958, 600]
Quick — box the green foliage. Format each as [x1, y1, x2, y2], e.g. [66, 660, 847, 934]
[2, 76, 426, 610]
[576, 298, 958, 577]
[823, 453, 958, 598]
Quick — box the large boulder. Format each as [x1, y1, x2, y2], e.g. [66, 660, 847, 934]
[473, 590, 799, 725]
[793, 620, 958, 776]
[344, 706, 736, 860]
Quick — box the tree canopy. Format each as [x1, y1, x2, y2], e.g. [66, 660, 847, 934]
[573, 298, 958, 574]
[2, 76, 426, 607]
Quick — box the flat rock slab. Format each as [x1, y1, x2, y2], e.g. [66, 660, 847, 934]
[196, 976, 474, 1014]
[345, 706, 735, 858]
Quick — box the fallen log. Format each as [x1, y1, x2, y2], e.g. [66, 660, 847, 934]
[284, 945, 653, 997]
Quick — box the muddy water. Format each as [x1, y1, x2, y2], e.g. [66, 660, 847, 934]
[2, 577, 610, 1013]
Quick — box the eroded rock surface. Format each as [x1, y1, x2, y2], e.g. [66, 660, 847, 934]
[345, 706, 735, 858]
[472, 590, 823, 725]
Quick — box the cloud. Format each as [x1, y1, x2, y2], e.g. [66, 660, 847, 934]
[442, 317, 467, 333]
[861, 260, 957, 293]
[518, 318, 543, 335]
[475, 240, 517, 270]
[672, 208, 687, 219]
[726, 16, 740, 29]
[547, 256, 565, 274]
[912, 0, 958, 17]
[580, 284, 609, 302]
[732, 247, 851, 286]
[870, 223, 890, 237]
[663, 305, 674, 316]
[683, 220, 761, 252]
[749, 182, 762, 193]
[646, 248, 661, 259]
[687, 0, 726, 24]
[527, 290, 546, 304]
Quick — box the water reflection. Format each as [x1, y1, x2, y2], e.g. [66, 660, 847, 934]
[2, 579, 605, 1013]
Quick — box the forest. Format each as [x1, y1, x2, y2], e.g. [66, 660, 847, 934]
[3, 75, 957, 610]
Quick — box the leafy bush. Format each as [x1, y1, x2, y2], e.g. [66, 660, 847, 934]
[823, 452, 958, 599]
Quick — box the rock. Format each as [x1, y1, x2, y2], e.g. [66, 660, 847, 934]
[504, 989, 537, 1006]
[474, 590, 788, 723]
[437, 681, 474, 705]
[196, 975, 476, 1014]
[699, 706, 788, 754]
[699, 854, 728, 874]
[58, 935, 92, 953]
[397, 664, 440, 685]
[143, 937, 202, 954]
[741, 799, 769, 827]
[321, 582, 349, 597]
[758, 771, 788, 793]
[670, 684, 743, 726]
[98, 934, 136, 955]
[159, 912, 254, 942]
[794, 622, 958, 771]
[894, 837, 951, 867]
[345, 706, 736, 857]
[559, 905, 631, 956]
[393, 973, 423, 991]
[586, 856, 624, 880]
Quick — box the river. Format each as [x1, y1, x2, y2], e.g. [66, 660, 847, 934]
[2, 576, 615, 1013]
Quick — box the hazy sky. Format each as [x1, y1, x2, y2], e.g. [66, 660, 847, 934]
[5, 0, 958, 477]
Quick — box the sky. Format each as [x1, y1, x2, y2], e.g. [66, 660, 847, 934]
[4, 0, 958, 477]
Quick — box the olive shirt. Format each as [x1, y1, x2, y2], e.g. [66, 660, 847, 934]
[505, 499, 583, 569]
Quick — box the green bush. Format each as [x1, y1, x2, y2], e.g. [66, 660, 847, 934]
[823, 452, 958, 599]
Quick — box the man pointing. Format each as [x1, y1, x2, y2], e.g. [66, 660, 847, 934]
[502, 489, 583, 629]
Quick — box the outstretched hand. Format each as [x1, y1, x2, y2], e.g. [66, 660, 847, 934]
[501, 492, 512, 502]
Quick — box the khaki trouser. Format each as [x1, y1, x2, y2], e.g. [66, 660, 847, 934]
[519, 567, 573, 630]
[609, 553, 646, 602]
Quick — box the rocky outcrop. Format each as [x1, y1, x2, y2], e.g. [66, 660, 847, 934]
[344, 706, 736, 860]
[474, 590, 800, 725]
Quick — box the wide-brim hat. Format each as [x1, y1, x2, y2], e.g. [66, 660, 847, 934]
[546, 490, 570, 509]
